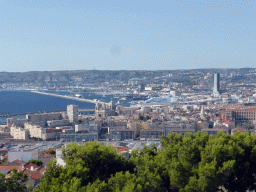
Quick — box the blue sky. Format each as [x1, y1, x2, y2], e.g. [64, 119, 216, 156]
[0, 0, 255, 72]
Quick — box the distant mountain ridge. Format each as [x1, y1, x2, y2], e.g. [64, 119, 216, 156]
[0, 68, 254, 86]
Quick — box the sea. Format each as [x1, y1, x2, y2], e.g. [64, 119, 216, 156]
[0, 90, 130, 125]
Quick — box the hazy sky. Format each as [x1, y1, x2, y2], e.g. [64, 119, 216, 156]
[0, 0, 255, 72]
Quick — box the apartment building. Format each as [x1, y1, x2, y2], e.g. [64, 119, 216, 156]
[10, 127, 30, 140]
[226, 107, 256, 124]
[171, 129, 196, 137]
[60, 133, 98, 142]
[110, 129, 135, 140]
[140, 129, 165, 140]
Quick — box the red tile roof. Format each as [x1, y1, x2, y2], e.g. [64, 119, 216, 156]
[23, 169, 44, 180]
[114, 146, 130, 152]
[12, 160, 26, 165]
[24, 162, 40, 170]
[0, 166, 20, 171]
[38, 167, 45, 175]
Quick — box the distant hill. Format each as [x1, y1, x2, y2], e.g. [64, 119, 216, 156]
[0, 68, 254, 87]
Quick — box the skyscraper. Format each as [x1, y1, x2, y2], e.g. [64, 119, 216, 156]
[213, 73, 220, 94]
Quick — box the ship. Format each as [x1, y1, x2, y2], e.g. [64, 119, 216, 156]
[75, 94, 83, 98]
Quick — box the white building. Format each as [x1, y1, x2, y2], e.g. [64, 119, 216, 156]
[56, 148, 66, 167]
[10, 126, 30, 140]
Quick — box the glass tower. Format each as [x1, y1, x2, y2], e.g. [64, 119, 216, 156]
[213, 73, 220, 94]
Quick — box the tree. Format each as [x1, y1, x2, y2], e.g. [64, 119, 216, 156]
[157, 132, 256, 191]
[86, 170, 163, 192]
[36, 132, 256, 191]
[0, 158, 7, 165]
[0, 168, 27, 192]
[76, 130, 89, 134]
[138, 115, 144, 120]
[36, 141, 135, 191]
[46, 149, 56, 155]
[78, 118, 83, 124]
[145, 115, 151, 120]
[130, 144, 165, 192]
[243, 122, 253, 130]
[29, 159, 43, 166]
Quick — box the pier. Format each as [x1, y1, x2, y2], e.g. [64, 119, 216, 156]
[31, 91, 106, 104]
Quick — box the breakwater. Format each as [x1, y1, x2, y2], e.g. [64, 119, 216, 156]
[31, 91, 105, 104]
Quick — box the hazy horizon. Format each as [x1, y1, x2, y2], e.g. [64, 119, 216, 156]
[1, 0, 255, 72]
[1, 67, 256, 74]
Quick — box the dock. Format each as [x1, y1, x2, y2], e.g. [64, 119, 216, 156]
[31, 91, 105, 104]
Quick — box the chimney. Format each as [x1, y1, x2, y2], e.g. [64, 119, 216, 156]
[31, 166, 34, 171]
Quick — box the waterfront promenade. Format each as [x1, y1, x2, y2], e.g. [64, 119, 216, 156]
[31, 91, 105, 104]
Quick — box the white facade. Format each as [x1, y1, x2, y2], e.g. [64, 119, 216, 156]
[24, 123, 44, 138]
[56, 148, 66, 167]
[10, 126, 30, 140]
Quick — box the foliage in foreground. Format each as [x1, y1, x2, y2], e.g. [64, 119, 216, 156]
[0, 168, 28, 192]
[4, 132, 256, 191]
[35, 132, 256, 192]
[37, 141, 135, 192]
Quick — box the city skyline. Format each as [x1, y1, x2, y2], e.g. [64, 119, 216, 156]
[1, 0, 256, 72]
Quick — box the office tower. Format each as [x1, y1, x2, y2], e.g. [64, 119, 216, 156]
[213, 73, 220, 94]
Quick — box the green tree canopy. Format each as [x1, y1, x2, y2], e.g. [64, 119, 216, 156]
[46, 149, 56, 155]
[0, 168, 27, 192]
[29, 159, 44, 166]
[37, 141, 135, 192]
[35, 132, 256, 191]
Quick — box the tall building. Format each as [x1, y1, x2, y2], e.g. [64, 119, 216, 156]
[67, 104, 78, 123]
[213, 73, 220, 94]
